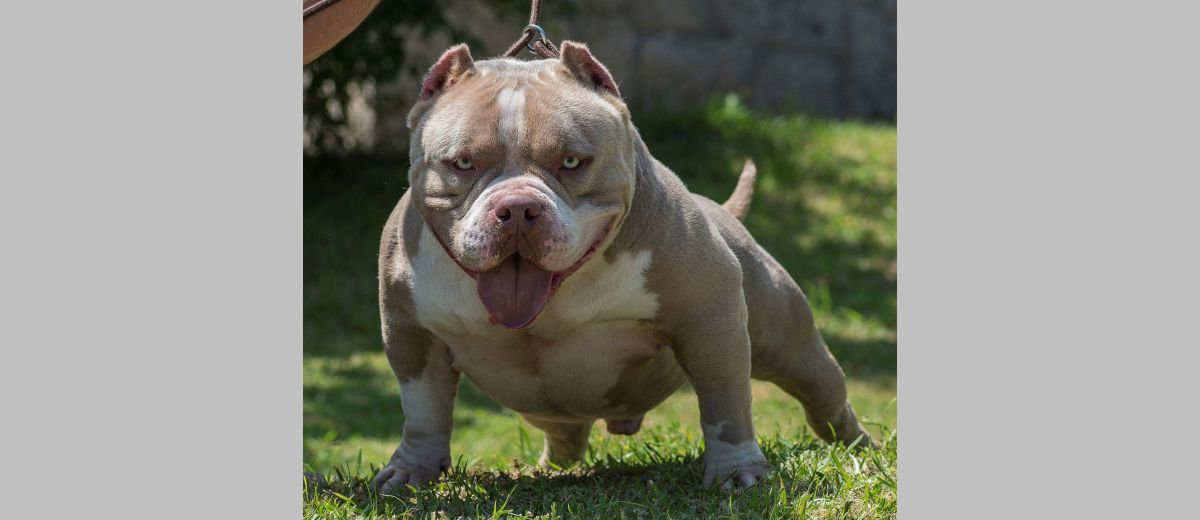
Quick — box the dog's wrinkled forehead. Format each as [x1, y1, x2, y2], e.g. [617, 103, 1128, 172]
[417, 59, 622, 163]
[406, 42, 628, 170]
[475, 56, 559, 77]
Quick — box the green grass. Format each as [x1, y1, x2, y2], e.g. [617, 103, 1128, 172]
[304, 96, 896, 518]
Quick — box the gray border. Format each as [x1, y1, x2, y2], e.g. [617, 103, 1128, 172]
[899, 2, 1199, 518]
[1, 2, 300, 518]
[5, 1, 1199, 518]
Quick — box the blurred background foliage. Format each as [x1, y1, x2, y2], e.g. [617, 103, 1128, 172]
[303, 0, 542, 154]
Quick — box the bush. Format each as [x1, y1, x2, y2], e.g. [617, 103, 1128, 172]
[303, 0, 533, 155]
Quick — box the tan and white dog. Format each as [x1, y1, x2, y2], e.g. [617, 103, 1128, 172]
[372, 42, 872, 492]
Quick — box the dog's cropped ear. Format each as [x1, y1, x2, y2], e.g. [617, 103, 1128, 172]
[420, 44, 475, 100]
[559, 41, 620, 98]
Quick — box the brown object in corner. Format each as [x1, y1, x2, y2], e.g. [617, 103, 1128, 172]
[303, 0, 380, 65]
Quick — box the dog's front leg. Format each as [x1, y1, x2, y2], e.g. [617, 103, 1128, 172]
[372, 333, 458, 494]
[671, 298, 772, 489]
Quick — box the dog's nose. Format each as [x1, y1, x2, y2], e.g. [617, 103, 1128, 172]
[493, 194, 543, 226]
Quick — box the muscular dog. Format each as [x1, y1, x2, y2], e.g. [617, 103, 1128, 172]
[371, 42, 872, 492]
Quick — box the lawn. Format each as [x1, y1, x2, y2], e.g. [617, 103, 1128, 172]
[304, 96, 896, 518]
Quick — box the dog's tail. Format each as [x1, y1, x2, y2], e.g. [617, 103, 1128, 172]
[722, 159, 757, 221]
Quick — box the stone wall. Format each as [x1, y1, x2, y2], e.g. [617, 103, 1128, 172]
[371, 0, 895, 155]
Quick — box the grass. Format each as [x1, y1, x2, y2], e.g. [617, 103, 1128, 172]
[304, 96, 896, 518]
[306, 425, 897, 519]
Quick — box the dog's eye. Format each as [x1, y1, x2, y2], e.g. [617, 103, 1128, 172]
[452, 157, 474, 171]
[561, 156, 581, 170]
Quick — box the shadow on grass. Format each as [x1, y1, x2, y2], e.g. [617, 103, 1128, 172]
[304, 359, 506, 449]
[826, 336, 896, 380]
[306, 431, 895, 518]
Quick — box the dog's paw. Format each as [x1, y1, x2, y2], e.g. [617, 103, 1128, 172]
[702, 441, 773, 490]
[370, 444, 450, 494]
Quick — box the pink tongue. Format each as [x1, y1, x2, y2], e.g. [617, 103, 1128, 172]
[476, 256, 555, 329]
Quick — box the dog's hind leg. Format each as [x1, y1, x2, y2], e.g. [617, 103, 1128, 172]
[748, 287, 874, 447]
[757, 336, 872, 446]
[695, 195, 874, 447]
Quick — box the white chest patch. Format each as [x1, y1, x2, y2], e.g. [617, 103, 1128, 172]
[409, 227, 493, 338]
[407, 224, 659, 343]
[532, 248, 659, 336]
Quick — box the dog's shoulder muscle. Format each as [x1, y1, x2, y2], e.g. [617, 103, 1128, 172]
[378, 189, 437, 381]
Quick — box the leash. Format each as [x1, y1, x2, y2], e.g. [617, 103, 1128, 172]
[502, 0, 560, 59]
[303, 0, 342, 19]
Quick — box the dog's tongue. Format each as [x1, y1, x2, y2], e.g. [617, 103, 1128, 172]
[476, 256, 555, 329]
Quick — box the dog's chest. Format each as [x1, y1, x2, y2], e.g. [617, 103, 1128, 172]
[407, 227, 679, 416]
[447, 319, 682, 417]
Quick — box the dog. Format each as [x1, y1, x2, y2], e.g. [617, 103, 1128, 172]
[371, 41, 872, 492]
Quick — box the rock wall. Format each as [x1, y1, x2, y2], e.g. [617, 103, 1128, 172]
[372, 0, 895, 155]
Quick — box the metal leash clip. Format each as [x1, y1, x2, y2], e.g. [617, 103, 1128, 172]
[523, 24, 551, 54]
[502, 2, 559, 59]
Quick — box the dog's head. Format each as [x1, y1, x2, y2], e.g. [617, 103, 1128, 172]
[405, 42, 637, 329]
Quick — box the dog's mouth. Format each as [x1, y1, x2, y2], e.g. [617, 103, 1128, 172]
[471, 221, 612, 330]
[474, 255, 555, 329]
